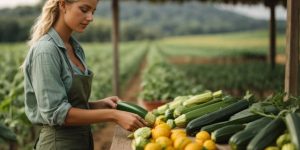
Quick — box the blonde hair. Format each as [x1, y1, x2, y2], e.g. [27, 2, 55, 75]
[28, 0, 79, 46]
[21, 0, 78, 70]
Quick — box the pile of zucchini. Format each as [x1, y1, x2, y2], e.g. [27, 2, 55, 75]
[117, 91, 300, 150]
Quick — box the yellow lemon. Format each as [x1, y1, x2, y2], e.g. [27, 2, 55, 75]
[165, 146, 176, 150]
[171, 129, 186, 134]
[144, 143, 162, 150]
[203, 140, 217, 150]
[184, 142, 203, 150]
[174, 136, 192, 150]
[196, 131, 211, 141]
[171, 132, 187, 141]
[155, 136, 173, 148]
[156, 123, 171, 130]
[195, 139, 205, 147]
[152, 126, 171, 139]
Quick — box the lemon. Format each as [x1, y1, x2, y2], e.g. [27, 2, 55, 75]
[144, 143, 162, 150]
[196, 131, 211, 141]
[203, 140, 217, 150]
[155, 136, 173, 148]
[184, 142, 203, 150]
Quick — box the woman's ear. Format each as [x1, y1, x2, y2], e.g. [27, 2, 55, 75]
[58, 0, 66, 13]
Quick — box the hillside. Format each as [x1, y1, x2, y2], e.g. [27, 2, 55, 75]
[0, 1, 285, 42]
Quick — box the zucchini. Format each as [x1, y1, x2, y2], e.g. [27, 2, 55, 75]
[229, 117, 273, 150]
[201, 114, 261, 133]
[174, 98, 223, 118]
[285, 113, 300, 150]
[247, 117, 286, 150]
[211, 124, 245, 144]
[186, 99, 250, 136]
[182, 91, 213, 107]
[175, 99, 236, 127]
[116, 101, 156, 126]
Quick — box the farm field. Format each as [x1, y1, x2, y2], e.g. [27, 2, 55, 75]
[0, 29, 294, 150]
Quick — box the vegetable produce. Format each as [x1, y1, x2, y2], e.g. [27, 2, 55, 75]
[247, 117, 286, 150]
[175, 98, 236, 127]
[211, 124, 245, 143]
[285, 112, 300, 150]
[229, 117, 273, 150]
[186, 99, 250, 136]
[116, 101, 156, 126]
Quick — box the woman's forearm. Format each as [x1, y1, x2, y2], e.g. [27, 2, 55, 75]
[64, 107, 117, 126]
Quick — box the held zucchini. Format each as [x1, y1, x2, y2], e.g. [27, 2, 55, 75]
[116, 101, 156, 126]
[247, 117, 286, 150]
[186, 99, 250, 136]
[211, 124, 245, 144]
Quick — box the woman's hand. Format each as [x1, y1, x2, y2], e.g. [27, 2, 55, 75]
[89, 96, 120, 109]
[114, 110, 148, 132]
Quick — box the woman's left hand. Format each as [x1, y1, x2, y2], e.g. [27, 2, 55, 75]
[89, 96, 121, 109]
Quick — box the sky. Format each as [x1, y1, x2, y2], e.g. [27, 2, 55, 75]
[0, 0, 287, 20]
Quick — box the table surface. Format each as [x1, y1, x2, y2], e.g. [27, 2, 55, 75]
[110, 125, 231, 150]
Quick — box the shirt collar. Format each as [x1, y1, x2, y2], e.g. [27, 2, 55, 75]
[47, 28, 81, 52]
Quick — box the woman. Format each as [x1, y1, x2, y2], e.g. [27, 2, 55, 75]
[23, 0, 147, 149]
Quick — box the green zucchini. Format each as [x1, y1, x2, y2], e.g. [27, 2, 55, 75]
[247, 117, 286, 150]
[173, 98, 223, 118]
[116, 101, 156, 126]
[201, 114, 261, 133]
[211, 124, 245, 144]
[186, 99, 250, 136]
[229, 117, 273, 150]
[175, 99, 236, 127]
[285, 113, 300, 150]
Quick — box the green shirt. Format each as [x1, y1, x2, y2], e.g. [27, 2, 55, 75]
[24, 28, 89, 126]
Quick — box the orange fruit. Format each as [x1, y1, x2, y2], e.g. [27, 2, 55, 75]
[152, 126, 171, 139]
[196, 131, 211, 141]
[174, 136, 192, 150]
[155, 136, 173, 148]
[144, 143, 162, 150]
[203, 140, 217, 150]
[184, 142, 203, 150]
[195, 139, 205, 146]
[171, 132, 187, 141]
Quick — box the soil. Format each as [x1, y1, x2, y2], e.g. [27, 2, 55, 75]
[92, 59, 147, 150]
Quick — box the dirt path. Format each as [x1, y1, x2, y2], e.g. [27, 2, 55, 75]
[92, 58, 147, 150]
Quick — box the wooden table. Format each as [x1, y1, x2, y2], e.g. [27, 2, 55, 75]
[110, 125, 230, 150]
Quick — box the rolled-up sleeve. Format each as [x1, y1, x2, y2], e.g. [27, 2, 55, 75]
[31, 42, 71, 126]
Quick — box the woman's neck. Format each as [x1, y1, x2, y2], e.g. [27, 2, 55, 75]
[53, 21, 72, 44]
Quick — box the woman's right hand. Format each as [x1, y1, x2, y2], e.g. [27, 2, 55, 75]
[114, 110, 148, 132]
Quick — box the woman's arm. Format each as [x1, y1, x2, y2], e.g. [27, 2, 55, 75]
[89, 96, 120, 109]
[64, 108, 147, 132]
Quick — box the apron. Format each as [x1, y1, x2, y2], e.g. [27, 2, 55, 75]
[34, 50, 94, 150]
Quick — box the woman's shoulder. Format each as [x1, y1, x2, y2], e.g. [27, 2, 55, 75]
[31, 35, 60, 56]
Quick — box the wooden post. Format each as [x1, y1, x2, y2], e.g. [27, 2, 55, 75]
[269, 3, 276, 70]
[284, 0, 299, 97]
[112, 0, 120, 96]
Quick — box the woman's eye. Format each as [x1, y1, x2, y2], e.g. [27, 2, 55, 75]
[80, 7, 88, 13]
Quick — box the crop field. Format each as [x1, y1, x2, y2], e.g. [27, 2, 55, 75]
[0, 29, 292, 149]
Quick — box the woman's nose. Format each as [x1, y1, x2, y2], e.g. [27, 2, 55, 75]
[86, 12, 93, 22]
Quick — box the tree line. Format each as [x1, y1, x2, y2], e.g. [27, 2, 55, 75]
[0, 1, 285, 42]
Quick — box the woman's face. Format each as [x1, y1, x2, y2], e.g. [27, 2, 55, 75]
[63, 0, 98, 33]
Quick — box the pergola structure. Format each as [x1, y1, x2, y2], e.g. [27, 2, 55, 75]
[110, 0, 299, 97]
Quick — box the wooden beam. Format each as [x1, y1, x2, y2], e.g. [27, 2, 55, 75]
[112, 0, 120, 96]
[284, 0, 299, 97]
[269, 3, 276, 70]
